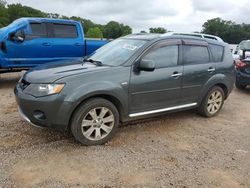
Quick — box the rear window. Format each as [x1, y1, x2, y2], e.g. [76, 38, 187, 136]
[209, 44, 224, 62]
[183, 45, 210, 64]
[53, 24, 78, 38]
[29, 23, 47, 37]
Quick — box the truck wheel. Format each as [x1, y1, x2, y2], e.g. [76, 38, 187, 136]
[198, 86, 225, 117]
[235, 82, 247, 90]
[71, 98, 119, 145]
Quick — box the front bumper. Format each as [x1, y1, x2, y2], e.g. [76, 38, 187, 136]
[14, 84, 74, 131]
[18, 106, 45, 129]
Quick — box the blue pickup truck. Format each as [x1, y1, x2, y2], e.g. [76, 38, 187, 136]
[0, 17, 108, 72]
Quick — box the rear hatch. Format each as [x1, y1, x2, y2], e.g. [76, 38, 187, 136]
[235, 49, 250, 74]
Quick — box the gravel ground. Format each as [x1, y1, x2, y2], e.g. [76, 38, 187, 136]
[0, 72, 250, 188]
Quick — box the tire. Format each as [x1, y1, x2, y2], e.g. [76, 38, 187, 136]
[71, 98, 119, 145]
[198, 86, 225, 117]
[235, 81, 247, 90]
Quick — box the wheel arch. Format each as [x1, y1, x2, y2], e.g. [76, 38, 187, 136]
[68, 93, 126, 130]
[198, 74, 231, 105]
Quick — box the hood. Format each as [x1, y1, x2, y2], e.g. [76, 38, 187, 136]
[23, 59, 110, 83]
[0, 27, 8, 41]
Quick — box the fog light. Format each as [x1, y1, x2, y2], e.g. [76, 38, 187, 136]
[33, 110, 46, 120]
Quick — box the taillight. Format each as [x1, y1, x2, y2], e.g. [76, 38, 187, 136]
[235, 60, 247, 69]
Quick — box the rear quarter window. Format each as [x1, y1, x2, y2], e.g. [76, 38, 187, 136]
[183, 45, 210, 64]
[209, 44, 224, 62]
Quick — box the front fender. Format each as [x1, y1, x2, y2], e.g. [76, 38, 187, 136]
[63, 80, 129, 120]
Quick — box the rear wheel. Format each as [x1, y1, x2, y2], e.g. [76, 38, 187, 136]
[198, 86, 225, 117]
[235, 81, 247, 90]
[71, 98, 119, 145]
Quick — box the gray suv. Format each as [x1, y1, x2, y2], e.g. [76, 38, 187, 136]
[15, 34, 235, 145]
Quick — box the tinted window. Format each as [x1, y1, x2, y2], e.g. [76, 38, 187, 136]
[210, 44, 224, 62]
[183, 45, 210, 64]
[29, 23, 47, 37]
[142, 45, 178, 68]
[53, 24, 78, 38]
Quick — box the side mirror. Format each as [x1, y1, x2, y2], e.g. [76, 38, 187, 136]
[139, 59, 155, 72]
[9, 30, 25, 42]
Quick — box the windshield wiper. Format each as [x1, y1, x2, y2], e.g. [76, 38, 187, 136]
[83, 58, 103, 66]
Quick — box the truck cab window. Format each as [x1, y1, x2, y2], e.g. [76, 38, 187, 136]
[29, 23, 47, 38]
[53, 24, 78, 38]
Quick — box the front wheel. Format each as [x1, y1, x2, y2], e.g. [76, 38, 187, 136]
[198, 86, 225, 117]
[71, 98, 119, 145]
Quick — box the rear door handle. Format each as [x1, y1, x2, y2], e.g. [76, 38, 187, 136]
[75, 43, 81, 46]
[171, 72, 182, 78]
[42, 42, 51, 46]
[208, 67, 215, 73]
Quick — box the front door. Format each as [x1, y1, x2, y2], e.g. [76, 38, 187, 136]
[129, 40, 183, 116]
[6, 22, 53, 67]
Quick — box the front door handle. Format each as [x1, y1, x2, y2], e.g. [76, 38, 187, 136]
[208, 67, 215, 73]
[171, 72, 182, 78]
[42, 42, 51, 46]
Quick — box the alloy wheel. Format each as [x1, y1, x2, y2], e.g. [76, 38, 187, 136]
[81, 107, 114, 141]
[207, 90, 223, 115]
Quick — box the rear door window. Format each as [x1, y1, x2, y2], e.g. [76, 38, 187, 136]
[209, 44, 224, 62]
[53, 23, 78, 38]
[183, 45, 210, 64]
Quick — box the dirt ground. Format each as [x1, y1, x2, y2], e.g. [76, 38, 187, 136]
[0, 72, 249, 188]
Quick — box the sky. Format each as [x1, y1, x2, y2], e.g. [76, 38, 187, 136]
[6, 0, 250, 33]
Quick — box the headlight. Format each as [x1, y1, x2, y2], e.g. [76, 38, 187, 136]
[24, 83, 65, 97]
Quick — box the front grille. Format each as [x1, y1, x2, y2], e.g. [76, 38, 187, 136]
[20, 79, 30, 90]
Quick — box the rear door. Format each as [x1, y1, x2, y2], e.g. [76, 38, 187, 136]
[181, 40, 215, 104]
[45, 22, 84, 59]
[129, 39, 183, 115]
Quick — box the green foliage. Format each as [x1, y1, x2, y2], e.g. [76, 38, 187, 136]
[86, 27, 103, 38]
[0, 2, 132, 39]
[149, 27, 167, 34]
[7, 4, 47, 22]
[103, 21, 132, 39]
[202, 17, 250, 44]
[0, 1, 8, 27]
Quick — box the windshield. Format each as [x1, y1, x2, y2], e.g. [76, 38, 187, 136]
[88, 38, 147, 66]
[239, 41, 250, 49]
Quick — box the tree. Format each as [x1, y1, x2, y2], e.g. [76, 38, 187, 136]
[7, 4, 47, 23]
[104, 21, 122, 39]
[149, 27, 167, 34]
[86, 27, 103, 38]
[201, 17, 250, 43]
[103, 21, 132, 39]
[0, 0, 8, 27]
[70, 16, 95, 34]
[120, 24, 132, 36]
[0, 2, 133, 39]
